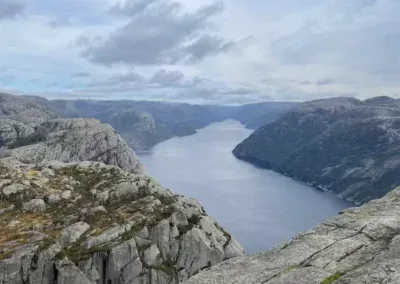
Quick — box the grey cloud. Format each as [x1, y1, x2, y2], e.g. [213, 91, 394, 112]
[150, 69, 184, 86]
[80, 0, 235, 66]
[223, 87, 259, 96]
[87, 71, 143, 87]
[299, 80, 312, 85]
[47, 82, 58, 88]
[0, 0, 25, 20]
[185, 35, 235, 62]
[271, 0, 400, 76]
[48, 17, 72, 28]
[109, 0, 159, 16]
[71, 71, 91, 78]
[315, 78, 335, 86]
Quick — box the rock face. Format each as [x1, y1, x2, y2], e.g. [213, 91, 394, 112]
[0, 94, 144, 174]
[0, 93, 58, 125]
[8, 118, 144, 174]
[184, 186, 400, 284]
[233, 96, 400, 204]
[0, 160, 244, 284]
[0, 119, 35, 146]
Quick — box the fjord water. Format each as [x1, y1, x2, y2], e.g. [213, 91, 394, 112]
[138, 120, 352, 253]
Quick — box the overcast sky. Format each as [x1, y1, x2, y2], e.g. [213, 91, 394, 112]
[1, 0, 399, 104]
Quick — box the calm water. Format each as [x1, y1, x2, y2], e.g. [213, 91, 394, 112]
[138, 120, 352, 253]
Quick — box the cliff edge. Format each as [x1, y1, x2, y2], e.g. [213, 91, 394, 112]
[184, 185, 400, 283]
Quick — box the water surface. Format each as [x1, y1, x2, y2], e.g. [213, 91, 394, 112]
[138, 120, 352, 253]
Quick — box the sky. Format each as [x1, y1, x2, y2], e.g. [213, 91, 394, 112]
[0, 0, 400, 104]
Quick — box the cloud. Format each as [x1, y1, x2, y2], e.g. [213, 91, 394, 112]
[3, 0, 400, 104]
[109, 0, 159, 17]
[270, 0, 400, 76]
[87, 71, 143, 87]
[315, 78, 335, 86]
[79, 0, 235, 66]
[48, 17, 72, 28]
[150, 69, 184, 86]
[0, 0, 25, 20]
[71, 71, 91, 78]
[47, 82, 58, 87]
[223, 87, 259, 96]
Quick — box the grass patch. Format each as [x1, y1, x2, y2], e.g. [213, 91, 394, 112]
[56, 243, 111, 264]
[283, 265, 297, 273]
[38, 237, 56, 252]
[321, 272, 343, 284]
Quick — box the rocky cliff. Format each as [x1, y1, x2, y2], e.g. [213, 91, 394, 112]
[0, 93, 58, 125]
[184, 185, 400, 284]
[0, 94, 143, 173]
[6, 118, 144, 174]
[233, 96, 400, 204]
[0, 159, 244, 284]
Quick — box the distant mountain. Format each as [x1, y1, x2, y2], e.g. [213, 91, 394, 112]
[233, 96, 400, 204]
[24, 96, 296, 151]
[231, 102, 296, 129]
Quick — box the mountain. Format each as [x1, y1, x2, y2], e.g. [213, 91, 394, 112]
[233, 96, 400, 204]
[184, 185, 400, 284]
[0, 159, 244, 283]
[23, 95, 296, 151]
[0, 93, 244, 283]
[0, 94, 144, 173]
[231, 102, 296, 129]
[0, 93, 58, 125]
[6, 118, 144, 174]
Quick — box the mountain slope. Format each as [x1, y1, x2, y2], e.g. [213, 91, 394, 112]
[231, 102, 296, 129]
[0, 93, 58, 125]
[0, 94, 144, 173]
[7, 118, 144, 174]
[233, 97, 400, 204]
[0, 159, 244, 284]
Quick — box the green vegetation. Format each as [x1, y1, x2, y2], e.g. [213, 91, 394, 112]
[321, 272, 343, 284]
[38, 237, 56, 252]
[56, 242, 110, 264]
[283, 265, 298, 273]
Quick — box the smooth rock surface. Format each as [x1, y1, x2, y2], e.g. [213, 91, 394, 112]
[9, 118, 144, 174]
[184, 186, 400, 284]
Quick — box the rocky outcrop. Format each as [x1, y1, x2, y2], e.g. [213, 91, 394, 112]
[0, 93, 58, 125]
[234, 96, 400, 204]
[184, 186, 400, 284]
[0, 160, 244, 284]
[0, 119, 35, 146]
[7, 118, 144, 174]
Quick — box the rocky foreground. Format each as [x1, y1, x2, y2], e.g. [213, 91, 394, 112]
[0, 159, 244, 284]
[184, 186, 400, 284]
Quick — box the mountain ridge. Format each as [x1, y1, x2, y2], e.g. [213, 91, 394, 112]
[22, 94, 296, 151]
[233, 96, 400, 204]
